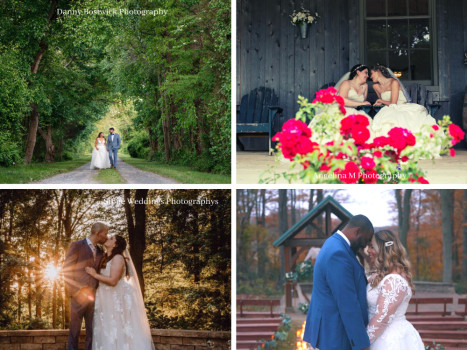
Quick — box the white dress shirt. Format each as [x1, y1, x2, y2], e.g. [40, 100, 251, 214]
[336, 230, 350, 246]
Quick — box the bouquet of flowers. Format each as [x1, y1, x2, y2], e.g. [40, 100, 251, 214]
[290, 7, 319, 25]
[263, 87, 464, 184]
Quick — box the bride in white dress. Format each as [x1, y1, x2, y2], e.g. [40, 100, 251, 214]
[90, 132, 111, 170]
[335, 64, 372, 123]
[85, 235, 154, 350]
[366, 230, 424, 350]
[370, 65, 436, 138]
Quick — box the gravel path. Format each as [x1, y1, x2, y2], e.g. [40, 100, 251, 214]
[30, 159, 179, 184]
[32, 162, 101, 184]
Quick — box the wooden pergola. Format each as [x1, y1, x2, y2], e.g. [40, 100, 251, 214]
[273, 196, 353, 311]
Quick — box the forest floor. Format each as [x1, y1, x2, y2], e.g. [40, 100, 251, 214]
[236, 150, 467, 184]
[30, 158, 179, 184]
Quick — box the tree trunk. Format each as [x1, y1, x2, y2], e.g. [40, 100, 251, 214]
[38, 126, 55, 162]
[24, 0, 59, 164]
[279, 190, 288, 234]
[440, 189, 454, 283]
[317, 190, 324, 237]
[124, 189, 149, 296]
[395, 189, 412, 248]
[24, 104, 40, 164]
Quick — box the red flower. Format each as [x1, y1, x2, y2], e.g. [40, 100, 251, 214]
[360, 156, 376, 170]
[313, 87, 346, 115]
[362, 170, 378, 184]
[432, 125, 439, 131]
[400, 156, 409, 162]
[319, 163, 332, 172]
[352, 127, 370, 145]
[448, 124, 465, 145]
[273, 119, 315, 159]
[373, 150, 383, 158]
[449, 148, 456, 157]
[340, 115, 371, 145]
[373, 136, 389, 148]
[334, 161, 361, 184]
[418, 176, 429, 184]
[387, 127, 416, 151]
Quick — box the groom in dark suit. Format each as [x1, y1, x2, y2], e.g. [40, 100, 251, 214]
[303, 215, 374, 350]
[63, 223, 108, 350]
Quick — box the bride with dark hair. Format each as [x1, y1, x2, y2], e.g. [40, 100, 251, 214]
[370, 65, 437, 138]
[85, 235, 154, 350]
[334, 64, 373, 123]
[90, 132, 110, 170]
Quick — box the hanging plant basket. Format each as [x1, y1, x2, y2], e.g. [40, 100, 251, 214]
[290, 8, 319, 39]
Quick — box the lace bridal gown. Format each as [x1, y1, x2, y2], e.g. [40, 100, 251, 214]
[371, 90, 436, 137]
[90, 139, 110, 170]
[367, 274, 424, 350]
[93, 256, 154, 350]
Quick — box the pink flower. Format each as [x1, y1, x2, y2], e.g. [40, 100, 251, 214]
[360, 156, 376, 170]
[449, 148, 456, 157]
[418, 176, 429, 184]
[373, 136, 389, 148]
[387, 127, 416, 151]
[400, 156, 409, 162]
[273, 119, 315, 159]
[432, 125, 439, 131]
[448, 124, 465, 145]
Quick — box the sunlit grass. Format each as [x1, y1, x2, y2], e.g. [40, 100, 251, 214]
[119, 154, 231, 184]
[0, 157, 89, 184]
[95, 168, 126, 184]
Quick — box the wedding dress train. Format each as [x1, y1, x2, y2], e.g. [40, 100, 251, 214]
[372, 91, 436, 138]
[367, 274, 424, 350]
[93, 255, 154, 350]
[90, 139, 110, 170]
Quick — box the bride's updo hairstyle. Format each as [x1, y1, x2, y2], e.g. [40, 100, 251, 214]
[371, 64, 393, 79]
[349, 64, 369, 80]
[370, 229, 415, 293]
[98, 235, 129, 279]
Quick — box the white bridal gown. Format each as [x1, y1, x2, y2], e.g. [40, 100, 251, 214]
[93, 256, 154, 350]
[371, 91, 436, 137]
[90, 139, 110, 170]
[367, 274, 424, 350]
[341, 88, 372, 124]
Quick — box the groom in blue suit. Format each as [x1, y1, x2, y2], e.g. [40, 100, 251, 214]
[106, 127, 121, 169]
[303, 214, 374, 350]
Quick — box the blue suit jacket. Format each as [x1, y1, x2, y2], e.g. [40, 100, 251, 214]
[303, 233, 370, 350]
[106, 133, 121, 150]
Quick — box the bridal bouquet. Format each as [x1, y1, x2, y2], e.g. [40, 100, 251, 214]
[290, 7, 319, 25]
[263, 87, 464, 184]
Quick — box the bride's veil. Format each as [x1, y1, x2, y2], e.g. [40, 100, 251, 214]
[334, 72, 351, 92]
[386, 67, 412, 103]
[123, 248, 155, 350]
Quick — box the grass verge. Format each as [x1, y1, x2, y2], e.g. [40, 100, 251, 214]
[95, 168, 126, 184]
[0, 158, 89, 184]
[119, 154, 231, 184]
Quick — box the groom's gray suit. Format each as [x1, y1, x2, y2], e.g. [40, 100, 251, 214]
[106, 132, 121, 168]
[63, 238, 104, 350]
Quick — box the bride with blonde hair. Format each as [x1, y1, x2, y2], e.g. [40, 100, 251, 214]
[366, 229, 424, 349]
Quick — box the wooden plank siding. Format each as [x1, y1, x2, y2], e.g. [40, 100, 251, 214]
[237, 0, 467, 150]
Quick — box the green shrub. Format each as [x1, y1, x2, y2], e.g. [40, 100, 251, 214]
[0, 135, 22, 167]
[127, 132, 150, 159]
[455, 280, 467, 294]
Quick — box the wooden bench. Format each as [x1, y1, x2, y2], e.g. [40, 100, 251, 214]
[237, 299, 281, 317]
[456, 298, 467, 317]
[237, 87, 282, 155]
[408, 297, 454, 316]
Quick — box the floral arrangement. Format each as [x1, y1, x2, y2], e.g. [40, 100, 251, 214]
[264, 87, 464, 184]
[290, 7, 319, 25]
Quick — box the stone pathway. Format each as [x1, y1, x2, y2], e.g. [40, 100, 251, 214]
[31, 159, 179, 184]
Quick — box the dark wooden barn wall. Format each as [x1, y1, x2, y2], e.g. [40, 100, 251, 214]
[237, 0, 467, 149]
[237, 0, 361, 124]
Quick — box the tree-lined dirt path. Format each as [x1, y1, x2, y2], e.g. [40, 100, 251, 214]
[31, 158, 179, 184]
